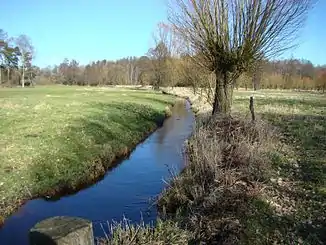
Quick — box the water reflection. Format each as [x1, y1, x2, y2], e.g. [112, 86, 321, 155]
[156, 100, 188, 145]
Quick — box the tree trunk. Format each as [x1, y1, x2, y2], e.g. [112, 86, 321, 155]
[212, 72, 233, 115]
[249, 96, 255, 121]
[30, 72, 34, 87]
[252, 66, 261, 91]
[22, 66, 25, 88]
[192, 81, 197, 94]
[252, 77, 257, 91]
[7, 68, 10, 84]
[0, 67, 2, 85]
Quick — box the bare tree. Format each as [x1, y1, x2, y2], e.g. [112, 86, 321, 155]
[250, 60, 265, 91]
[15, 35, 34, 87]
[148, 22, 180, 89]
[168, 0, 314, 114]
[148, 42, 169, 89]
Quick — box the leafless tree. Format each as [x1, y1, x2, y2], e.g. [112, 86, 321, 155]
[15, 35, 34, 87]
[148, 22, 180, 89]
[148, 23, 170, 89]
[168, 0, 314, 114]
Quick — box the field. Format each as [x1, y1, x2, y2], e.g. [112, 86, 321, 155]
[234, 90, 326, 243]
[233, 90, 326, 197]
[1, 85, 325, 243]
[154, 88, 326, 244]
[0, 86, 175, 223]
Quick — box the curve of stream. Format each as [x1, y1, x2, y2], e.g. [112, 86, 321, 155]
[0, 100, 195, 245]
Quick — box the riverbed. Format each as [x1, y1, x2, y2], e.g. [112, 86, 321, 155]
[0, 100, 194, 245]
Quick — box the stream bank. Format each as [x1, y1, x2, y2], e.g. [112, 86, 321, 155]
[0, 99, 195, 245]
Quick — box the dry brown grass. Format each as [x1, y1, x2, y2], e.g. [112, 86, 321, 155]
[97, 219, 191, 245]
[154, 88, 326, 244]
[158, 114, 280, 244]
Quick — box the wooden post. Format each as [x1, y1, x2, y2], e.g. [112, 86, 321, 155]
[29, 216, 94, 245]
[249, 96, 255, 121]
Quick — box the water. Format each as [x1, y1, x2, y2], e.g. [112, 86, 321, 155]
[0, 100, 195, 245]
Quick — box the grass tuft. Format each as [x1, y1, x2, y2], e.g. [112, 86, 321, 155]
[97, 218, 191, 245]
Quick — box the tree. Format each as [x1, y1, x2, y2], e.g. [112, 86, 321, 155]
[148, 23, 177, 89]
[15, 35, 34, 87]
[148, 41, 170, 89]
[316, 68, 326, 93]
[58, 58, 70, 84]
[68, 59, 80, 85]
[4, 46, 20, 85]
[301, 59, 314, 79]
[168, 0, 314, 114]
[251, 60, 265, 91]
[0, 30, 20, 85]
[0, 29, 8, 84]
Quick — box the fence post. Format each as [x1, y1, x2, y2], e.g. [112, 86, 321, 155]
[29, 216, 94, 245]
[249, 96, 255, 121]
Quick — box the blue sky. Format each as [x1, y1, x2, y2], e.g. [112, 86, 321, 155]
[1, 0, 325, 67]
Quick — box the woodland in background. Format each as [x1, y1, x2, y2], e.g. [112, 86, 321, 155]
[1, 29, 326, 92]
[4, 56, 326, 92]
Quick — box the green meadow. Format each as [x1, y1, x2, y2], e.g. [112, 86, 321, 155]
[0, 86, 175, 223]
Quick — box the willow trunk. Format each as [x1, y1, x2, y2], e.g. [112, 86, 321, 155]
[212, 72, 233, 115]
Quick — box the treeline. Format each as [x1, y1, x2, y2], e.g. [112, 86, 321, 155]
[1, 29, 325, 92]
[37, 56, 180, 87]
[37, 56, 326, 92]
[237, 59, 326, 91]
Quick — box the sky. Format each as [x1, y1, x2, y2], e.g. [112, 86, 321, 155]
[1, 0, 325, 68]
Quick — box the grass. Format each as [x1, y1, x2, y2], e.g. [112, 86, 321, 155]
[97, 218, 191, 245]
[0, 85, 175, 224]
[158, 115, 278, 244]
[151, 88, 326, 244]
[233, 90, 326, 244]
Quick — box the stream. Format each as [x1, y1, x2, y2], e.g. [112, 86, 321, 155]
[0, 100, 195, 245]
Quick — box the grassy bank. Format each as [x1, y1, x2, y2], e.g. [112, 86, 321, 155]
[158, 89, 325, 244]
[233, 90, 326, 244]
[0, 86, 175, 224]
[102, 89, 325, 244]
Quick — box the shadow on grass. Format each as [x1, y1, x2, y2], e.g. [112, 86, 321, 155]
[259, 111, 326, 243]
[244, 114, 326, 243]
[28, 101, 168, 200]
[234, 94, 326, 243]
[193, 97, 326, 243]
[262, 113, 326, 185]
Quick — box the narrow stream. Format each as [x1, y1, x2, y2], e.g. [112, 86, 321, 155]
[0, 100, 195, 245]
